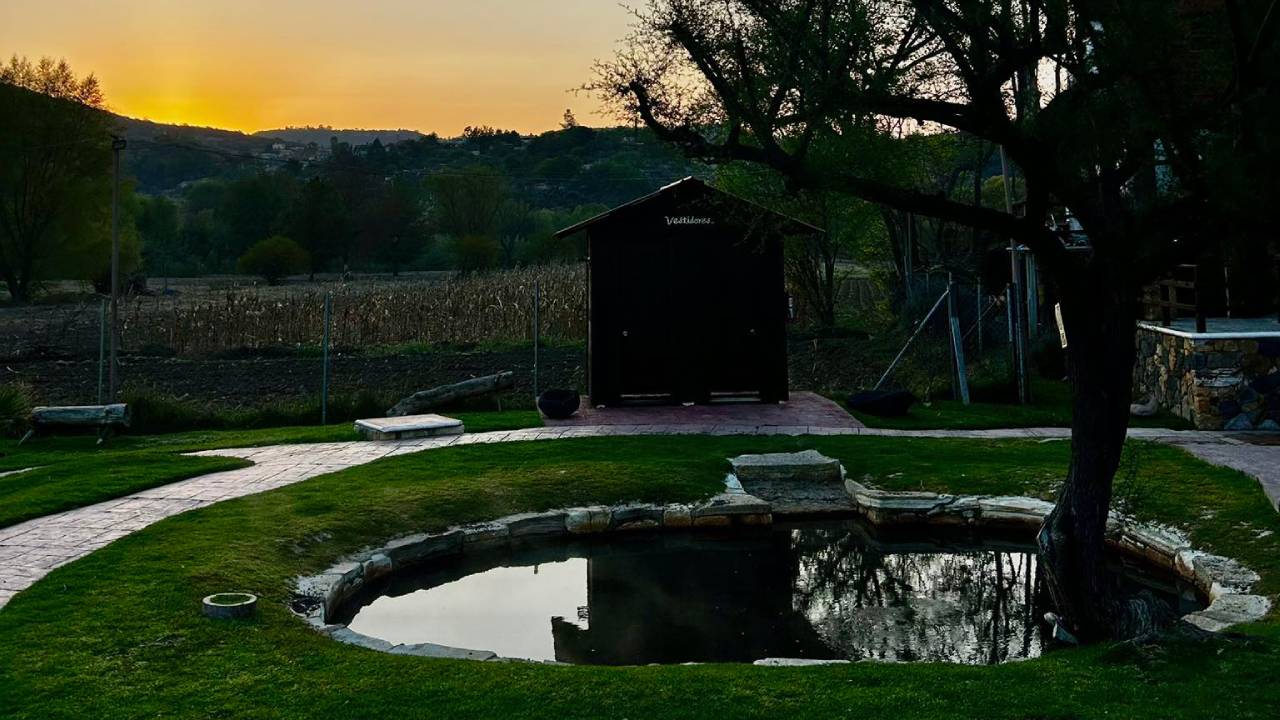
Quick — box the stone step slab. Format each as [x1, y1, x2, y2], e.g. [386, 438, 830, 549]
[729, 450, 843, 483]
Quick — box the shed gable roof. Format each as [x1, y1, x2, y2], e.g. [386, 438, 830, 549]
[553, 177, 824, 239]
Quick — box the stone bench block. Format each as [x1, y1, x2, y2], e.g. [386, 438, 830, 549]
[354, 414, 464, 441]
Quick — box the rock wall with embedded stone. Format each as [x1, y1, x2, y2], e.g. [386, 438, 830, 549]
[1134, 328, 1280, 430]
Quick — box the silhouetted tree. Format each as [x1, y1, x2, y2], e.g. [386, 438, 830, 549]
[0, 56, 114, 301]
[592, 0, 1279, 639]
[288, 177, 348, 278]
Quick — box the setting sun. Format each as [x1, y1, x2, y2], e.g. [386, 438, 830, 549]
[0, 0, 631, 133]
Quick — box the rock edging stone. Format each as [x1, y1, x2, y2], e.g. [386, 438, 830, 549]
[293, 453, 1270, 664]
[842, 476, 1272, 634]
[292, 491, 772, 660]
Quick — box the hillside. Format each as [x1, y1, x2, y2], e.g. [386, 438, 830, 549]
[116, 116, 289, 194]
[253, 127, 426, 146]
[111, 111, 708, 208]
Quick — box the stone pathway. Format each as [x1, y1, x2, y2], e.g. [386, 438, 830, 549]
[1, 423, 1277, 609]
[544, 391, 865, 429]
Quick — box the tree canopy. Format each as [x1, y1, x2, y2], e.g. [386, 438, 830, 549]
[591, 0, 1280, 640]
[0, 56, 118, 301]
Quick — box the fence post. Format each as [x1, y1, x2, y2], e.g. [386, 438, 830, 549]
[321, 292, 331, 425]
[533, 279, 541, 401]
[1026, 254, 1039, 338]
[1006, 284, 1015, 345]
[97, 298, 107, 405]
[947, 275, 971, 405]
[976, 279, 984, 355]
[875, 287, 950, 391]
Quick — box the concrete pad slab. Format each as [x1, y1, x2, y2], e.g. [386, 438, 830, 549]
[354, 414, 464, 441]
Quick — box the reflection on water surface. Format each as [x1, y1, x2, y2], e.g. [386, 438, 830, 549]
[345, 522, 1201, 665]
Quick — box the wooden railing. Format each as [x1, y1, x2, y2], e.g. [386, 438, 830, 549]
[1143, 264, 1207, 332]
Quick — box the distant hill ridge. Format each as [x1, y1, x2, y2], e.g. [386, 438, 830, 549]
[253, 127, 428, 146]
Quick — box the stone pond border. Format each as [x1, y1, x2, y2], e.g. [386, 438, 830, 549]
[292, 455, 1272, 664]
[842, 477, 1272, 635]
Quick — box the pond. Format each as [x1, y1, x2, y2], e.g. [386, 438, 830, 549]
[340, 520, 1205, 665]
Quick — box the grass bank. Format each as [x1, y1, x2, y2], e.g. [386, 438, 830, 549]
[1, 434, 1276, 718]
[845, 378, 1193, 430]
[0, 410, 542, 528]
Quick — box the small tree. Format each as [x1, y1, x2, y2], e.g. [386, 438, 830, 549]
[287, 177, 348, 279]
[237, 236, 309, 285]
[427, 165, 508, 239]
[451, 234, 500, 274]
[0, 56, 114, 302]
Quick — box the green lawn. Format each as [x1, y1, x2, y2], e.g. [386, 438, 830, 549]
[0, 410, 542, 528]
[1, 434, 1277, 719]
[846, 378, 1193, 430]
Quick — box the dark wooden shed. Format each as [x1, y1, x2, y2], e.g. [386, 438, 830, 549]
[555, 177, 822, 407]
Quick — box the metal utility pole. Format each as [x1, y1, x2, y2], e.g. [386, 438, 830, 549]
[108, 135, 126, 401]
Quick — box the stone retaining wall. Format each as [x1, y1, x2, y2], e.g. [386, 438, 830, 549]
[1134, 326, 1280, 430]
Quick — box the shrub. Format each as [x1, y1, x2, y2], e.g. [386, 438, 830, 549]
[122, 384, 393, 434]
[450, 235, 500, 274]
[236, 236, 310, 285]
[0, 383, 32, 437]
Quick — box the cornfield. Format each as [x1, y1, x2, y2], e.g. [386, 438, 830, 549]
[113, 264, 587, 356]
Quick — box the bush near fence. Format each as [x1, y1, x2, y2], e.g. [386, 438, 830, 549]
[114, 264, 587, 357]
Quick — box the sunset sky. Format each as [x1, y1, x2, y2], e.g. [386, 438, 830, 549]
[0, 0, 633, 135]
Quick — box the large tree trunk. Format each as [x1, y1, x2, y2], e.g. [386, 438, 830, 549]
[386, 371, 515, 417]
[2, 264, 28, 303]
[1038, 268, 1168, 641]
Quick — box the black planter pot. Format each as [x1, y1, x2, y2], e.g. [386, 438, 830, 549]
[847, 389, 918, 417]
[537, 389, 581, 420]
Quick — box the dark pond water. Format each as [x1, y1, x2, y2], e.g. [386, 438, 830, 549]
[342, 521, 1204, 665]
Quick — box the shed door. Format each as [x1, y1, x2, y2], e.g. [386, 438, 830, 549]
[704, 234, 773, 394]
[613, 238, 674, 397]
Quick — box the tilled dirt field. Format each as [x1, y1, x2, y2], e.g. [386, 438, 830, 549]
[6, 348, 586, 408]
[6, 338, 886, 409]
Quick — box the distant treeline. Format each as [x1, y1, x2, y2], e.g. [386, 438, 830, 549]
[123, 120, 708, 281]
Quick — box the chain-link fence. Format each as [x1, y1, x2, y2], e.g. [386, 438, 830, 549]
[1, 261, 1046, 421]
[0, 266, 588, 420]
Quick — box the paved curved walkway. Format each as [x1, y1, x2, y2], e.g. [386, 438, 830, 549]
[0, 423, 1275, 608]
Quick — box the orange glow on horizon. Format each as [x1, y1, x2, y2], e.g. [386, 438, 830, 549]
[0, 0, 631, 135]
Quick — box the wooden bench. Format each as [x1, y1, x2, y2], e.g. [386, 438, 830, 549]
[23, 404, 131, 444]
